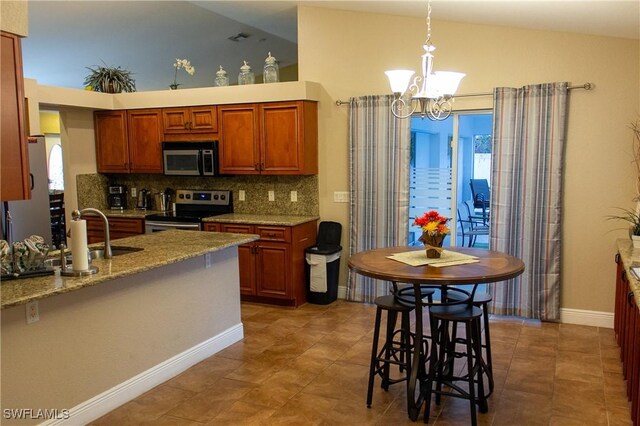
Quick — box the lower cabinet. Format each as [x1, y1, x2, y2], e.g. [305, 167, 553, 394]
[85, 216, 145, 244]
[204, 220, 317, 307]
[614, 253, 640, 425]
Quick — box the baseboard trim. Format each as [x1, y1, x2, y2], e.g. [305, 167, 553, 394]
[337, 287, 613, 329]
[559, 308, 613, 328]
[338, 285, 347, 299]
[42, 323, 244, 426]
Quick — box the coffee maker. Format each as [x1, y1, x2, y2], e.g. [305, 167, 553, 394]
[108, 185, 127, 210]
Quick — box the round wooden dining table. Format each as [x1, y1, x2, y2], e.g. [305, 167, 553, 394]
[348, 246, 525, 421]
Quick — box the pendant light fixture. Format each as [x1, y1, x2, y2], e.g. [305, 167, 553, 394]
[385, 0, 465, 120]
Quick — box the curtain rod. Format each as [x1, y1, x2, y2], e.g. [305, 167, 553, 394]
[334, 82, 594, 106]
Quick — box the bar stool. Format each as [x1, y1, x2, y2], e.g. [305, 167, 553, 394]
[424, 300, 488, 426]
[447, 291, 494, 392]
[366, 295, 415, 410]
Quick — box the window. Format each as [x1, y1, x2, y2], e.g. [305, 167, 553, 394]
[48, 144, 64, 191]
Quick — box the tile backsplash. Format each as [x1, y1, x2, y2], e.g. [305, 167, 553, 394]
[77, 174, 319, 216]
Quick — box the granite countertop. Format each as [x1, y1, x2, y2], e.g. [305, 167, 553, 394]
[99, 209, 164, 219]
[617, 238, 640, 310]
[203, 213, 320, 226]
[1, 230, 258, 310]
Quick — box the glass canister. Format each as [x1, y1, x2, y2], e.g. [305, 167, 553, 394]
[263, 52, 279, 83]
[215, 66, 229, 87]
[238, 61, 255, 85]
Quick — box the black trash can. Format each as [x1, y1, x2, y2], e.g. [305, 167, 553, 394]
[305, 221, 342, 305]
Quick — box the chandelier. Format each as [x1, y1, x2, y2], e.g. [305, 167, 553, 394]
[385, 0, 465, 120]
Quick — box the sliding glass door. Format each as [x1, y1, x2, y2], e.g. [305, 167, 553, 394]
[408, 112, 493, 248]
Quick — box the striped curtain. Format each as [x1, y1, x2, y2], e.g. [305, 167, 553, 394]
[346, 95, 411, 303]
[488, 82, 568, 320]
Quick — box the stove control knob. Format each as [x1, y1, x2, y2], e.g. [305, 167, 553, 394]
[178, 194, 184, 199]
[186, 194, 191, 199]
[213, 194, 219, 200]
[221, 194, 226, 200]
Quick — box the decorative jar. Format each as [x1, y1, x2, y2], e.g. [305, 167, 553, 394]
[238, 61, 255, 85]
[263, 52, 279, 83]
[215, 66, 229, 87]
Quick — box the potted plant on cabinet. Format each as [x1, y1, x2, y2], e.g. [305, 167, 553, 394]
[609, 119, 640, 248]
[84, 63, 136, 93]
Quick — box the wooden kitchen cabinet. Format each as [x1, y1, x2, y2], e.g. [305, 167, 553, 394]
[205, 220, 317, 306]
[217, 104, 259, 174]
[1, 31, 30, 201]
[614, 253, 640, 425]
[162, 106, 217, 140]
[85, 216, 144, 244]
[95, 109, 163, 173]
[218, 101, 317, 175]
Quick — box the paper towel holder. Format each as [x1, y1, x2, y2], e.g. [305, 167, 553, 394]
[60, 211, 99, 277]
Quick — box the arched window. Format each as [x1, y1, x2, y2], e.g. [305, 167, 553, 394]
[48, 144, 64, 190]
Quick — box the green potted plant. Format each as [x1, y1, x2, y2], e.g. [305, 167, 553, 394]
[609, 119, 640, 248]
[84, 63, 136, 93]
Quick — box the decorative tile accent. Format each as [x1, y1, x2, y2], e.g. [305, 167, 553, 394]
[76, 174, 109, 210]
[77, 174, 319, 216]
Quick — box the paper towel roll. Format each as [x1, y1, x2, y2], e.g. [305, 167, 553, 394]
[71, 219, 89, 271]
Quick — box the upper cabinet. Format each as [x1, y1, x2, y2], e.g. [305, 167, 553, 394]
[1, 31, 30, 201]
[95, 109, 163, 174]
[162, 106, 217, 141]
[218, 101, 318, 175]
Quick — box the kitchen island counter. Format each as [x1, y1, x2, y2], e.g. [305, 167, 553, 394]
[1, 229, 257, 309]
[204, 213, 320, 226]
[2, 229, 253, 424]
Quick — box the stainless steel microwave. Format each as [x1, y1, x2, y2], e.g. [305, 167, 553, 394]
[162, 141, 219, 176]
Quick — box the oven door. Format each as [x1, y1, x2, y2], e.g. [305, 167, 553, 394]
[145, 220, 202, 234]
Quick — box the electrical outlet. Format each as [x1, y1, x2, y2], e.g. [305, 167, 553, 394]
[290, 191, 298, 202]
[131, 188, 137, 198]
[205, 253, 212, 269]
[26, 301, 39, 324]
[268, 190, 275, 202]
[239, 190, 246, 201]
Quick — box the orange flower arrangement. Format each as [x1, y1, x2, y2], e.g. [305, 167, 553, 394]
[414, 210, 450, 236]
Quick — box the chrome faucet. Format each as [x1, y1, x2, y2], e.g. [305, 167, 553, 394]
[73, 208, 112, 259]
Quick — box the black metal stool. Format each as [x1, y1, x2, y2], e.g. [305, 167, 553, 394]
[367, 295, 415, 409]
[447, 291, 494, 392]
[424, 301, 488, 426]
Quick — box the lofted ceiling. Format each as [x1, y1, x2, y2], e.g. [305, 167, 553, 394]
[22, 0, 639, 92]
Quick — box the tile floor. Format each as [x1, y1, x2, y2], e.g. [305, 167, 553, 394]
[91, 300, 632, 425]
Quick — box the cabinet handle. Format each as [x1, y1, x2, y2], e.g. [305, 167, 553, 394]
[261, 162, 265, 170]
[186, 121, 192, 130]
[628, 291, 635, 307]
[255, 163, 260, 171]
[615, 253, 621, 264]
[622, 269, 628, 283]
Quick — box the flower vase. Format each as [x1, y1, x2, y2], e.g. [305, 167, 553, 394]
[169, 83, 179, 90]
[420, 233, 445, 258]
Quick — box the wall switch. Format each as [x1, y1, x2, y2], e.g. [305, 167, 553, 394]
[26, 301, 39, 324]
[268, 190, 275, 202]
[290, 191, 298, 202]
[238, 190, 246, 201]
[131, 188, 137, 198]
[205, 253, 212, 269]
[333, 191, 350, 203]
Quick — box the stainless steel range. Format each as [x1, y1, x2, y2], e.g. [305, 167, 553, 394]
[144, 189, 232, 233]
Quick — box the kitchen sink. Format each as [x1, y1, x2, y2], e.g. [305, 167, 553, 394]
[45, 246, 143, 267]
[89, 246, 143, 259]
